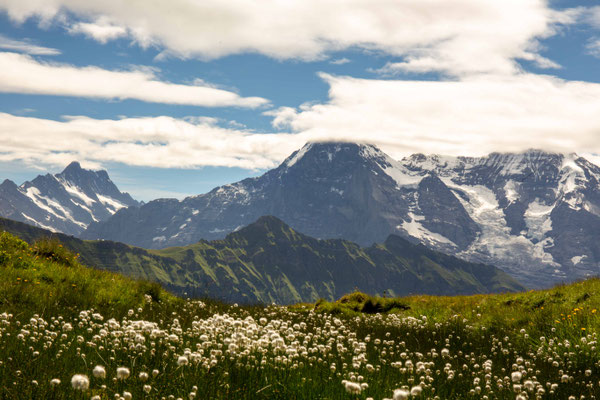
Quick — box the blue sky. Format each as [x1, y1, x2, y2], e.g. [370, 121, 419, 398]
[0, 0, 600, 200]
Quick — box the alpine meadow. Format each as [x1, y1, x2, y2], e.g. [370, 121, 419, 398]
[2, 1, 600, 399]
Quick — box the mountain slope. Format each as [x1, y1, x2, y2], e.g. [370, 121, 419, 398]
[83, 142, 480, 251]
[0, 162, 138, 235]
[0, 225, 177, 317]
[1, 216, 523, 304]
[83, 142, 600, 288]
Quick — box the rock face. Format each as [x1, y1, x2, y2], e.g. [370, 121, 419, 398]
[83, 142, 600, 288]
[0, 215, 524, 304]
[0, 162, 139, 235]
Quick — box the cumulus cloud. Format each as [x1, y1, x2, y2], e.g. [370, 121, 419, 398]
[267, 73, 600, 159]
[0, 113, 303, 169]
[0, 52, 268, 108]
[5, 63, 600, 173]
[0, 34, 60, 55]
[0, 0, 579, 76]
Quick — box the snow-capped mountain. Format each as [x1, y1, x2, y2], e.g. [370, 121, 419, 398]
[82, 143, 600, 288]
[0, 161, 139, 235]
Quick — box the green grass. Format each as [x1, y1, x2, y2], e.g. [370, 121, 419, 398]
[0, 231, 180, 318]
[2, 230, 600, 399]
[308, 280, 600, 343]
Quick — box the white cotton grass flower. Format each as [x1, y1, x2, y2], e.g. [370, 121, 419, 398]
[511, 371, 522, 383]
[93, 365, 106, 379]
[123, 392, 132, 400]
[177, 355, 189, 366]
[393, 388, 410, 400]
[143, 385, 152, 393]
[139, 372, 149, 381]
[50, 378, 61, 387]
[70, 374, 89, 391]
[116, 367, 130, 380]
[410, 385, 422, 396]
[342, 380, 362, 394]
[152, 369, 159, 378]
[91, 396, 101, 400]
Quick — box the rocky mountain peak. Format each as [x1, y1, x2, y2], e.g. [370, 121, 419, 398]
[281, 141, 389, 170]
[62, 161, 83, 173]
[0, 179, 17, 189]
[0, 162, 139, 235]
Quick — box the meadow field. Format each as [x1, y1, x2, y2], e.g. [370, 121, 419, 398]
[1, 230, 600, 399]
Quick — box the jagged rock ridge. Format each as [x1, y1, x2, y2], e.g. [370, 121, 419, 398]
[0, 162, 139, 235]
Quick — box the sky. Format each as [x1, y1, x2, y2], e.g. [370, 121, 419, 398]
[0, 0, 600, 200]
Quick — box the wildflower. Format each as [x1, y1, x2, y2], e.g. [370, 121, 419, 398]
[410, 385, 422, 396]
[139, 372, 149, 381]
[93, 365, 106, 379]
[342, 380, 362, 394]
[50, 378, 61, 387]
[511, 371, 522, 383]
[116, 367, 130, 380]
[123, 392, 132, 400]
[70, 374, 89, 391]
[144, 385, 152, 393]
[393, 388, 410, 400]
[177, 356, 189, 366]
[152, 369, 159, 378]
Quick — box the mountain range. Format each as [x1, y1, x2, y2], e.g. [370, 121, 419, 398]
[80, 142, 600, 288]
[0, 215, 522, 303]
[0, 161, 139, 235]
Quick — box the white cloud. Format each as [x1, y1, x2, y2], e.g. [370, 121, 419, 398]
[586, 39, 600, 58]
[0, 113, 303, 170]
[330, 58, 351, 65]
[0, 34, 60, 55]
[0, 52, 268, 108]
[68, 17, 127, 44]
[5, 63, 600, 174]
[0, 0, 579, 76]
[267, 73, 600, 159]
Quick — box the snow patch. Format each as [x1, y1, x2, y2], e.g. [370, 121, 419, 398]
[382, 165, 423, 187]
[97, 195, 127, 213]
[24, 187, 67, 220]
[285, 143, 313, 168]
[571, 255, 586, 265]
[21, 213, 57, 232]
[503, 180, 519, 204]
[60, 180, 96, 206]
[524, 199, 553, 241]
[400, 213, 456, 247]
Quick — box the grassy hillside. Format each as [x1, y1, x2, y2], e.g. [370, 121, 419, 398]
[0, 216, 523, 304]
[0, 230, 179, 317]
[310, 278, 600, 340]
